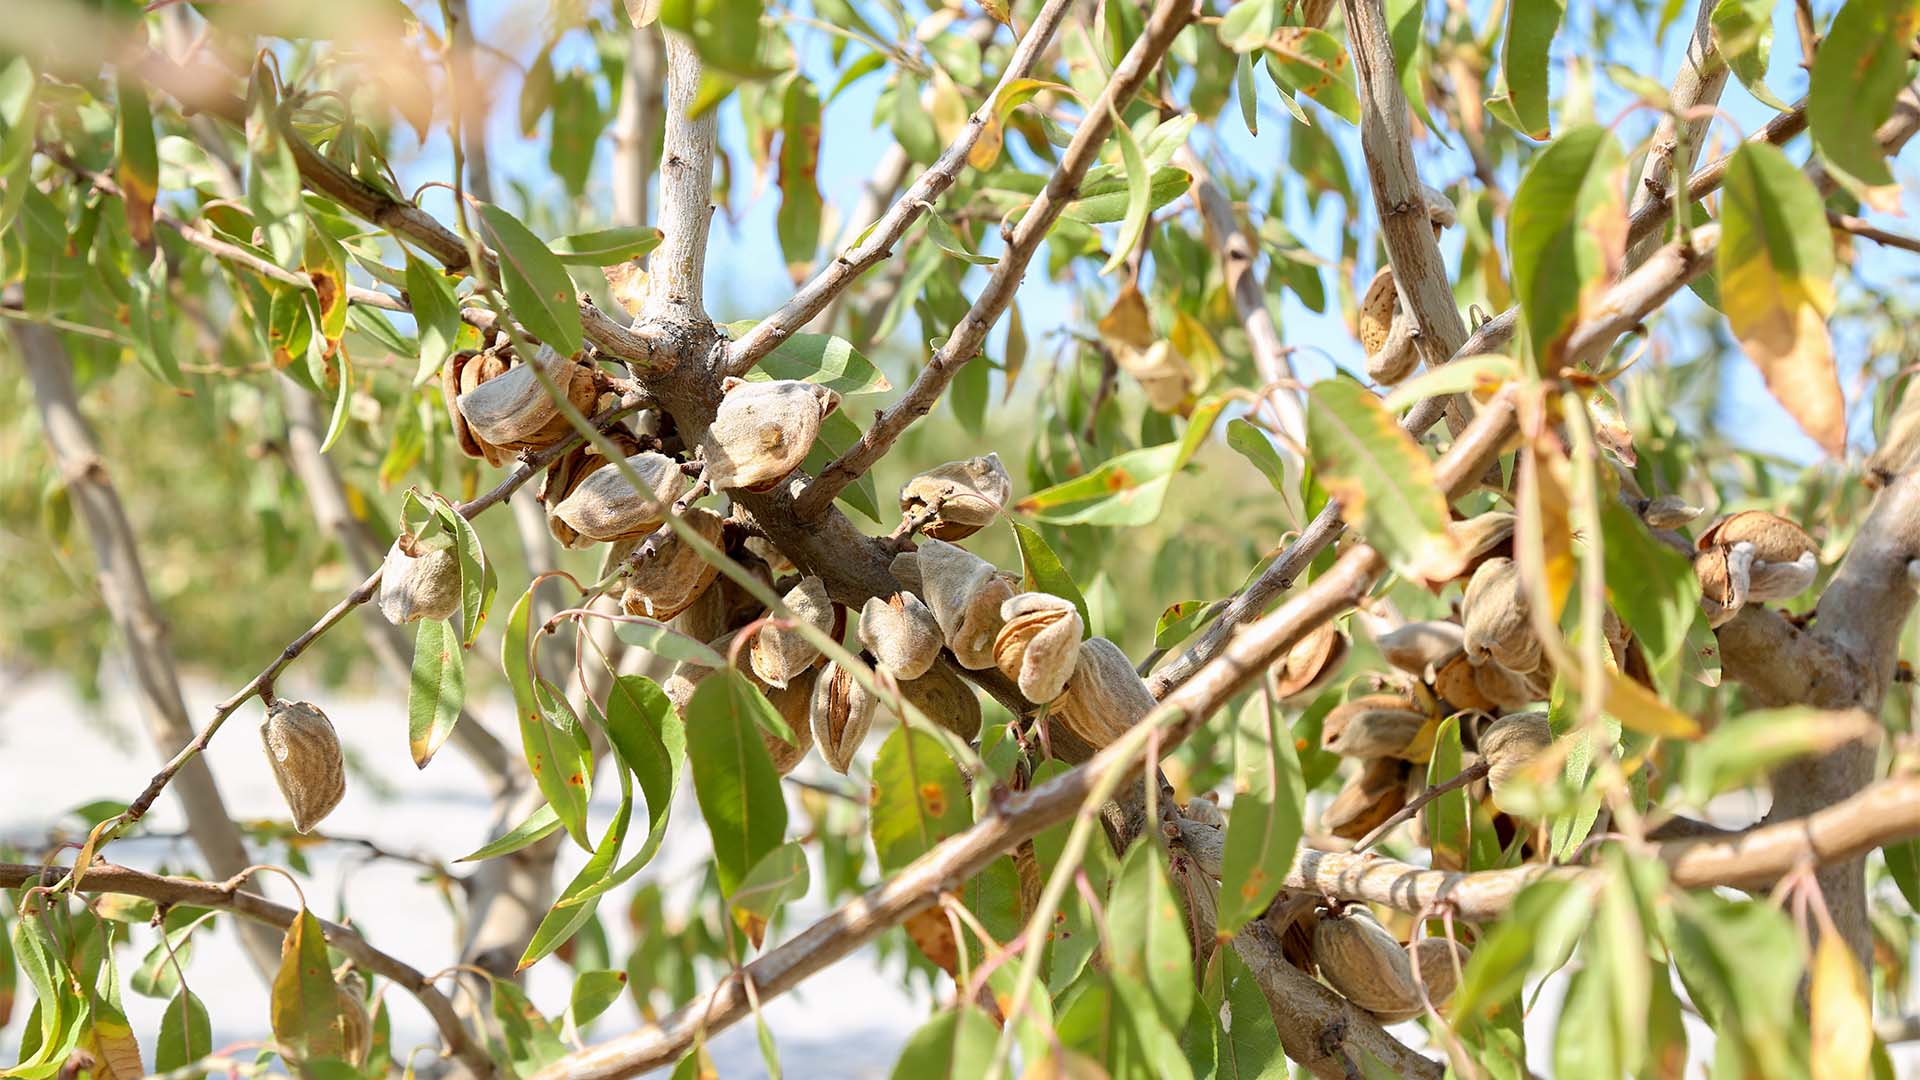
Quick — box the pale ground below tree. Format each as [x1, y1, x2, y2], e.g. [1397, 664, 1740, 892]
[2, 669, 1914, 1077]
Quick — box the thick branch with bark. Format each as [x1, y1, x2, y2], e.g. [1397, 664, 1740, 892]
[0, 861, 495, 1080]
[1624, 0, 1729, 268]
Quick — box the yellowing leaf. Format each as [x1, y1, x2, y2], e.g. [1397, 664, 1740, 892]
[85, 1014, 143, 1080]
[1719, 142, 1846, 456]
[1508, 124, 1626, 372]
[1305, 379, 1464, 582]
[1810, 933, 1872, 1080]
[1602, 672, 1700, 739]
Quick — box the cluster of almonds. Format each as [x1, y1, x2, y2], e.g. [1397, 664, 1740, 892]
[1355, 185, 1458, 386]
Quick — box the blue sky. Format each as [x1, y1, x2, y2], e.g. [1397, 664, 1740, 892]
[394, 0, 1920, 467]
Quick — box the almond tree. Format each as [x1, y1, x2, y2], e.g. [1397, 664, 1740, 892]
[5, 0, 1920, 1075]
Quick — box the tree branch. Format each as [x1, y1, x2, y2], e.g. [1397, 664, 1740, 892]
[0, 861, 495, 1080]
[791, 0, 1197, 520]
[1624, 0, 1729, 269]
[723, 2, 1073, 375]
[11, 317, 283, 981]
[643, 34, 718, 327]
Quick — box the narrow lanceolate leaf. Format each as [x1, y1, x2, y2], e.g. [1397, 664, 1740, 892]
[407, 617, 465, 769]
[685, 671, 788, 895]
[1507, 124, 1626, 372]
[1010, 521, 1091, 633]
[1100, 103, 1152, 276]
[436, 501, 496, 648]
[1424, 717, 1471, 870]
[1305, 380, 1463, 582]
[1810, 933, 1872, 1080]
[1262, 28, 1360, 124]
[552, 676, 688, 910]
[1216, 694, 1305, 938]
[405, 254, 460, 388]
[505, 586, 592, 849]
[1486, 0, 1564, 139]
[114, 77, 158, 248]
[776, 77, 823, 280]
[456, 804, 561, 862]
[1107, 841, 1195, 1030]
[870, 728, 972, 873]
[722, 321, 891, 394]
[1808, 0, 1920, 203]
[271, 909, 349, 1063]
[1711, 0, 1791, 109]
[477, 203, 583, 355]
[1719, 142, 1845, 456]
[548, 226, 665, 265]
[521, 766, 634, 969]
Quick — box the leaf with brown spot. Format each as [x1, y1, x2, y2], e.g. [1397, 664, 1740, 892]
[1262, 28, 1359, 123]
[1305, 379, 1464, 581]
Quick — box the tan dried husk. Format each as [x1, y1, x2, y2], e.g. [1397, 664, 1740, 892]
[703, 378, 840, 492]
[1053, 636, 1154, 750]
[440, 349, 509, 465]
[750, 576, 834, 688]
[1461, 556, 1540, 673]
[1357, 266, 1398, 357]
[1450, 512, 1516, 573]
[1471, 658, 1538, 711]
[1867, 380, 1920, 487]
[1696, 510, 1817, 563]
[760, 668, 818, 775]
[553, 452, 689, 543]
[900, 454, 1013, 540]
[1321, 695, 1429, 759]
[454, 344, 601, 461]
[622, 506, 725, 621]
[1431, 652, 1496, 715]
[1311, 908, 1421, 1015]
[334, 976, 374, 1066]
[889, 550, 923, 594]
[260, 699, 346, 833]
[540, 429, 646, 549]
[1369, 937, 1471, 1023]
[1376, 620, 1466, 675]
[1324, 758, 1409, 839]
[1480, 711, 1552, 813]
[1183, 796, 1226, 829]
[811, 661, 877, 773]
[1641, 495, 1706, 529]
[994, 593, 1083, 704]
[1273, 623, 1349, 699]
[378, 534, 460, 624]
[1098, 284, 1192, 413]
[858, 592, 943, 680]
[880, 661, 984, 740]
[1368, 309, 1418, 385]
[916, 538, 1015, 669]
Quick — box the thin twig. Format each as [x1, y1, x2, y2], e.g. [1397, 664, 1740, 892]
[1351, 760, 1489, 851]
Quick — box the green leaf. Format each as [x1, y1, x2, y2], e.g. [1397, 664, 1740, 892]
[889, 1007, 999, 1079]
[1387, 0, 1447, 144]
[1217, 0, 1276, 51]
[870, 727, 972, 873]
[477, 203, 583, 355]
[1216, 694, 1305, 937]
[154, 989, 211, 1080]
[1010, 521, 1091, 632]
[549, 226, 665, 266]
[456, 804, 562, 862]
[405, 255, 460, 388]
[1711, 0, 1791, 109]
[1423, 717, 1471, 868]
[492, 979, 569, 1076]
[506, 586, 593, 849]
[1507, 124, 1625, 372]
[566, 970, 629, 1033]
[686, 671, 789, 895]
[1107, 842, 1194, 1030]
[1262, 29, 1360, 124]
[549, 74, 602, 198]
[1808, 0, 1920, 195]
[1100, 104, 1153, 276]
[776, 77, 823, 275]
[1224, 418, 1290, 493]
[406, 618, 465, 769]
[729, 842, 811, 947]
[1452, 878, 1591, 1018]
[270, 909, 348, 1062]
[600, 674, 686, 878]
[246, 73, 304, 268]
[924, 212, 997, 266]
[1304, 380, 1463, 580]
[1017, 398, 1225, 526]
[1885, 839, 1920, 912]
[1063, 166, 1191, 224]
[522, 766, 634, 969]
[891, 75, 939, 162]
[1487, 0, 1564, 139]
[1235, 51, 1260, 135]
[1718, 141, 1846, 456]
[723, 321, 891, 395]
[1682, 708, 1879, 804]
[320, 350, 354, 455]
[436, 501, 496, 648]
[1153, 599, 1214, 650]
[114, 78, 158, 247]
[612, 619, 729, 666]
[1598, 497, 1698, 674]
